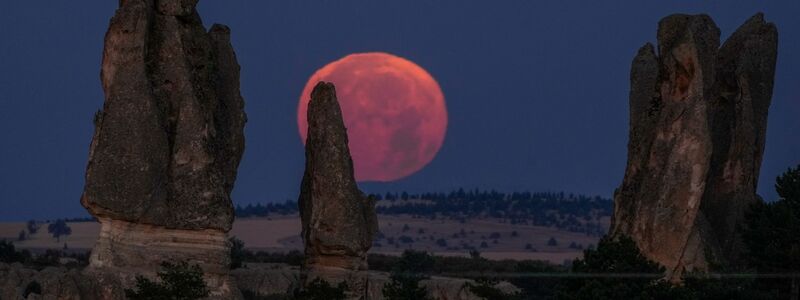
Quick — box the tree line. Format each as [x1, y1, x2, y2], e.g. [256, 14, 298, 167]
[235, 189, 612, 236]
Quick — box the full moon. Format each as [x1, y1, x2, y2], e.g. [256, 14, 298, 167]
[298, 52, 447, 182]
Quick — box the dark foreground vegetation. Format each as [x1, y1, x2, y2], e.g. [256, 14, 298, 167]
[0, 240, 89, 270]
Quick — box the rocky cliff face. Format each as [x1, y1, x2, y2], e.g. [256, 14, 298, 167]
[611, 13, 777, 279]
[298, 82, 378, 296]
[80, 0, 245, 295]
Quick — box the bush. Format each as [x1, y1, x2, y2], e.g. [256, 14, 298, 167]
[382, 250, 435, 300]
[383, 272, 432, 300]
[467, 277, 521, 300]
[741, 165, 800, 298]
[229, 236, 245, 269]
[27, 220, 40, 235]
[47, 220, 72, 242]
[0, 240, 31, 264]
[295, 278, 347, 300]
[23, 281, 42, 298]
[556, 235, 685, 300]
[124, 261, 210, 300]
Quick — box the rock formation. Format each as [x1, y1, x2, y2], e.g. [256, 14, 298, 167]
[80, 0, 246, 295]
[298, 82, 378, 296]
[611, 13, 777, 279]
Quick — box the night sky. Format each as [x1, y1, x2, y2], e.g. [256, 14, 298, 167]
[0, 1, 798, 221]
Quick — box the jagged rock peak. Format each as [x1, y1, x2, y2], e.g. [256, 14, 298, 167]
[611, 13, 777, 280]
[299, 82, 378, 272]
[82, 0, 246, 231]
[80, 0, 246, 296]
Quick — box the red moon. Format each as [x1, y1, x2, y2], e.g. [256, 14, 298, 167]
[298, 52, 447, 182]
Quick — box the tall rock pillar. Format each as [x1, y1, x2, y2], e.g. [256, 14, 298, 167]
[298, 82, 378, 298]
[611, 13, 777, 279]
[80, 0, 246, 295]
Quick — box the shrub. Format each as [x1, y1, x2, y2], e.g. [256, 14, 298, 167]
[124, 261, 210, 300]
[468, 277, 521, 300]
[295, 278, 347, 300]
[27, 220, 40, 234]
[229, 236, 245, 269]
[23, 281, 42, 298]
[47, 220, 72, 242]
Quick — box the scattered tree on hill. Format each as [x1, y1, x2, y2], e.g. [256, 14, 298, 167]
[18, 230, 27, 241]
[511, 230, 519, 237]
[27, 220, 40, 235]
[480, 241, 489, 248]
[124, 261, 210, 300]
[47, 220, 72, 242]
[469, 249, 483, 260]
[547, 237, 558, 246]
[398, 236, 414, 244]
[436, 238, 448, 247]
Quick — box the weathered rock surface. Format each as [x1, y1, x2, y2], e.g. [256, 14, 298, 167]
[611, 13, 777, 279]
[298, 82, 379, 296]
[79, 0, 246, 295]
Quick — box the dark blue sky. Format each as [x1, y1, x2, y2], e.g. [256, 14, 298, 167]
[0, 1, 798, 221]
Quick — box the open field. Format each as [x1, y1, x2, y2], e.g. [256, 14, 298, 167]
[0, 214, 606, 264]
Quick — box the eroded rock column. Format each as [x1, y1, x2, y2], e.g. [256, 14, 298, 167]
[81, 0, 246, 295]
[298, 82, 378, 297]
[611, 13, 777, 279]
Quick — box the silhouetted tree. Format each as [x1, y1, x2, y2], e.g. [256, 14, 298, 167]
[228, 236, 245, 269]
[125, 261, 210, 299]
[742, 165, 800, 299]
[556, 235, 685, 300]
[382, 250, 434, 300]
[26, 220, 39, 235]
[47, 220, 71, 242]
